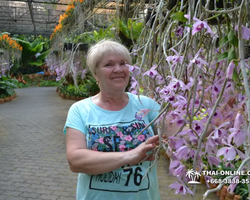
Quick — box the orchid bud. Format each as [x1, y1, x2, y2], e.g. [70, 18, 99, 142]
[226, 62, 235, 79]
[234, 112, 243, 129]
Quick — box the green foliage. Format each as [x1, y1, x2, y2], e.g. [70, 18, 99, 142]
[116, 19, 143, 41]
[17, 82, 30, 88]
[93, 26, 115, 41]
[38, 80, 60, 87]
[170, 12, 188, 22]
[0, 75, 18, 96]
[219, 36, 228, 47]
[232, 69, 240, 83]
[217, 52, 228, 61]
[13, 37, 50, 67]
[228, 30, 238, 48]
[22, 75, 39, 86]
[66, 84, 79, 96]
[58, 74, 99, 98]
[235, 182, 248, 200]
[79, 75, 99, 96]
[228, 46, 237, 61]
[214, 163, 249, 199]
[65, 26, 115, 44]
[66, 32, 94, 44]
[214, 164, 234, 182]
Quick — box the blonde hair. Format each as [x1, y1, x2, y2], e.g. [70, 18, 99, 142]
[86, 39, 132, 74]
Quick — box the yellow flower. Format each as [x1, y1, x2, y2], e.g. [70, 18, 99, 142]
[0, 34, 22, 51]
[50, 0, 77, 40]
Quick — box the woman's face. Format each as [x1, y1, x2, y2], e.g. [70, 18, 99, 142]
[95, 53, 130, 92]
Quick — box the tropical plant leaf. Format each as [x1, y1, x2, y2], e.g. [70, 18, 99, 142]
[228, 30, 238, 47]
[36, 49, 51, 60]
[31, 42, 44, 53]
[6, 88, 14, 96]
[170, 12, 188, 22]
[232, 69, 240, 82]
[228, 47, 237, 61]
[0, 75, 8, 81]
[219, 35, 228, 47]
[217, 52, 228, 61]
[28, 60, 43, 66]
[13, 38, 31, 51]
[93, 30, 99, 39]
[119, 20, 130, 38]
[129, 20, 143, 40]
[0, 81, 17, 88]
[98, 28, 104, 38]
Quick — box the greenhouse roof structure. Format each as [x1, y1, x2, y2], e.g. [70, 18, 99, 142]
[0, 0, 117, 37]
[0, 0, 145, 37]
[0, 0, 71, 37]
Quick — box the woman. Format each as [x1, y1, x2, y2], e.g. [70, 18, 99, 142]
[64, 40, 161, 200]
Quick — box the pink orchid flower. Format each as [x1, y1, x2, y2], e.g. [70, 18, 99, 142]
[228, 112, 246, 147]
[172, 164, 186, 179]
[175, 26, 184, 37]
[205, 138, 217, 155]
[169, 177, 194, 195]
[225, 162, 235, 169]
[235, 25, 250, 40]
[130, 77, 138, 90]
[159, 86, 174, 101]
[184, 14, 215, 36]
[226, 61, 235, 79]
[188, 48, 208, 72]
[209, 121, 230, 139]
[127, 64, 140, 76]
[156, 74, 165, 84]
[169, 160, 180, 172]
[242, 26, 250, 40]
[207, 156, 221, 170]
[227, 176, 239, 193]
[217, 143, 246, 161]
[167, 76, 188, 91]
[204, 176, 213, 188]
[175, 146, 190, 160]
[143, 65, 158, 78]
[166, 48, 184, 69]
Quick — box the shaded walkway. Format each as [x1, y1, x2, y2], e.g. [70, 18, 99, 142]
[0, 87, 217, 200]
[0, 87, 77, 200]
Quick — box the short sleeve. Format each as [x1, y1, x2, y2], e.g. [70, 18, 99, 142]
[63, 103, 86, 135]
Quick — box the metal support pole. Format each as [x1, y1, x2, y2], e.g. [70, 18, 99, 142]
[27, 0, 37, 37]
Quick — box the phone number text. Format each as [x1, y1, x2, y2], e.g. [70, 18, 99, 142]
[207, 179, 250, 184]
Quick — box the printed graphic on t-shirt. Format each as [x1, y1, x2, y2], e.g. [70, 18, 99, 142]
[89, 163, 150, 193]
[87, 119, 152, 152]
[87, 119, 153, 193]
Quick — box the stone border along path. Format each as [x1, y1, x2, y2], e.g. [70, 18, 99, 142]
[0, 87, 218, 200]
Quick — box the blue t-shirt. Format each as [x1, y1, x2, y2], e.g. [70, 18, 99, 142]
[64, 92, 161, 200]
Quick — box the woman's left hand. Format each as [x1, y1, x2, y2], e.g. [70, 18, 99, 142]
[125, 135, 159, 165]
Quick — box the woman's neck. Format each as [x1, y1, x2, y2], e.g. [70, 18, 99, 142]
[98, 92, 126, 104]
[92, 91, 129, 111]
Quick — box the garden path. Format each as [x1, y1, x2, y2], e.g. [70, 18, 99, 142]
[0, 87, 218, 200]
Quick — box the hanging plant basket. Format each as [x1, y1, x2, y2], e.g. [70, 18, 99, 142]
[64, 43, 73, 51]
[79, 43, 88, 52]
[0, 48, 5, 55]
[63, 43, 88, 52]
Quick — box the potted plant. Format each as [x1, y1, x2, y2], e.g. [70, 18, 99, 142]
[79, 43, 88, 52]
[235, 182, 248, 200]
